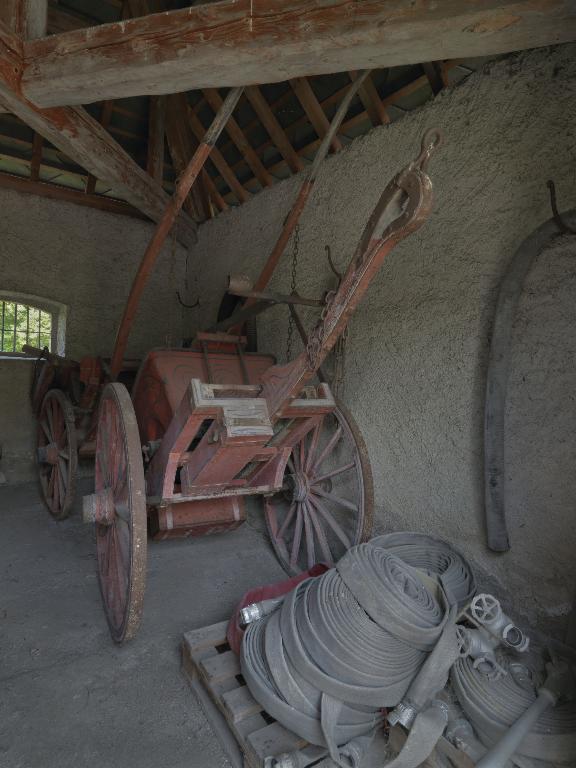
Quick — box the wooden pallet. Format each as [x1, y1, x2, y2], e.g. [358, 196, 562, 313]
[181, 621, 471, 768]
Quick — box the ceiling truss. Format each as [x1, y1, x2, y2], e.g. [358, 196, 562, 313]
[0, 0, 574, 226]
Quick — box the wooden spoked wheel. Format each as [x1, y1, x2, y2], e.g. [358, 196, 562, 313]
[265, 402, 374, 575]
[91, 383, 147, 644]
[37, 389, 78, 520]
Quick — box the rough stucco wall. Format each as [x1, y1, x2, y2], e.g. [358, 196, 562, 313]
[0, 189, 187, 482]
[186, 44, 576, 624]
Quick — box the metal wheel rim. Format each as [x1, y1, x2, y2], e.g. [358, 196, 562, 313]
[265, 401, 374, 575]
[38, 389, 78, 520]
[95, 383, 147, 644]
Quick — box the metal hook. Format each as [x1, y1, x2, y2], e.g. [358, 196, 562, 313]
[325, 245, 342, 286]
[413, 128, 444, 172]
[547, 179, 576, 235]
[177, 291, 200, 309]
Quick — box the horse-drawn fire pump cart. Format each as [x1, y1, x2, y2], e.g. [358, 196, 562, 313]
[26, 79, 442, 643]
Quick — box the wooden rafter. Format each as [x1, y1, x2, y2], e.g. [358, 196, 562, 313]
[47, 6, 88, 34]
[290, 77, 342, 153]
[164, 92, 211, 221]
[21, 0, 576, 108]
[187, 107, 249, 204]
[146, 95, 165, 183]
[350, 71, 390, 127]
[126, 0, 212, 222]
[245, 86, 304, 174]
[0, 170, 147, 219]
[202, 88, 273, 189]
[0, 19, 197, 244]
[422, 61, 449, 95]
[0, 0, 47, 39]
[213, 64, 460, 201]
[29, 129, 42, 180]
[86, 100, 113, 195]
[202, 173, 228, 214]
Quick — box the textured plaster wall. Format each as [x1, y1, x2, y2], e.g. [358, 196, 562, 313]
[186, 45, 576, 624]
[0, 189, 187, 482]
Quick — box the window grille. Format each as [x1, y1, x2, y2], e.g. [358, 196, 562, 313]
[0, 300, 53, 353]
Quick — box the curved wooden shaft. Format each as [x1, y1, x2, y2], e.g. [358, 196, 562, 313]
[246, 71, 372, 305]
[110, 86, 243, 379]
[260, 130, 442, 417]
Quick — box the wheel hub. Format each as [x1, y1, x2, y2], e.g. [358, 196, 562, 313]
[83, 487, 116, 526]
[286, 472, 310, 503]
[38, 442, 58, 465]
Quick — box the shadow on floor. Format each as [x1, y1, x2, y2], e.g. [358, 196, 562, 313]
[0, 480, 285, 768]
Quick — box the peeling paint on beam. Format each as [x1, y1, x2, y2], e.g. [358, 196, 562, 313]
[22, 0, 576, 108]
[0, 20, 197, 245]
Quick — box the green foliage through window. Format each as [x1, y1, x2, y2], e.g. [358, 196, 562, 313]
[0, 300, 52, 353]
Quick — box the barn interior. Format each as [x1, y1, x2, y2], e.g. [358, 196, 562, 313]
[1, 3, 576, 768]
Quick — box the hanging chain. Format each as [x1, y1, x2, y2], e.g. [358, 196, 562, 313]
[285, 223, 300, 363]
[332, 326, 347, 398]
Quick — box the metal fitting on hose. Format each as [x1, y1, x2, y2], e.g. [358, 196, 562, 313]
[264, 754, 299, 768]
[469, 594, 529, 653]
[456, 626, 505, 680]
[387, 701, 418, 729]
[240, 597, 283, 627]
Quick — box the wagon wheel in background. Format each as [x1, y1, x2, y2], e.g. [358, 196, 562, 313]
[84, 383, 147, 644]
[37, 389, 78, 520]
[265, 401, 374, 575]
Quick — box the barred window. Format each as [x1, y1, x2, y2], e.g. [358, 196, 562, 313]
[1, 300, 53, 353]
[0, 292, 66, 357]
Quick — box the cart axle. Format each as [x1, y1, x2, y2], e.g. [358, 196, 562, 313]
[37, 443, 59, 465]
[83, 487, 129, 526]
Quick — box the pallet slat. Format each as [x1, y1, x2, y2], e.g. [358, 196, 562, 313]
[245, 722, 307, 767]
[222, 685, 262, 723]
[200, 650, 241, 684]
[182, 620, 467, 768]
[183, 619, 228, 651]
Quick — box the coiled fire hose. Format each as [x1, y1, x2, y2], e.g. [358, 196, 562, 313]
[370, 532, 476, 612]
[451, 649, 576, 764]
[241, 540, 469, 767]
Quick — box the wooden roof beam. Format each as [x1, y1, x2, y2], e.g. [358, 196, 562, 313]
[164, 92, 210, 221]
[213, 64, 460, 202]
[187, 106, 250, 204]
[422, 61, 449, 95]
[29, 130, 42, 180]
[146, 95, 166, 183]
[85, 100, 113, 195]
[21, 0, 576, 108]
[0, 170, 148, 219]
[1, 0, 47, 39]
[350, 71, 390, 127]
[203, 88, 273, 189]
[245, 86, 304, 174]
[290, 77, 342, 153]
[0, 20, 197, 244]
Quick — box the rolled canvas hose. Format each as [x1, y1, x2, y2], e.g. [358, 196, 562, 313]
[451, 650, 576, 763]
[370, 532, 476, 611]
[240, 541, 466, 767]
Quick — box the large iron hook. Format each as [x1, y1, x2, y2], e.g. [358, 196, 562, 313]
[411, 128, 444, 173]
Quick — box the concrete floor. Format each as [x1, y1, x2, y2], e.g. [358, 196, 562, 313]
[0, 480, 285, 768]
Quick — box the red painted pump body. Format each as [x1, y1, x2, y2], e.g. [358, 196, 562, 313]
[131, 341, 276, 539]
